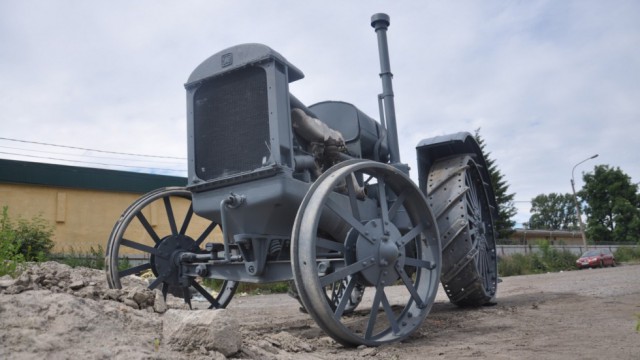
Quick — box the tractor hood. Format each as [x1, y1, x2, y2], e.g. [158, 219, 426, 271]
[185, 43, 304, 89]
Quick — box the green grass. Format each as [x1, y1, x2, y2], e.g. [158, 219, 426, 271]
[498, 243, 640, 277]
[202, 278, 291, 295]
[498, 241, 579, 277]
[498, 251, 578, 277]
[613, 246, 640, 263]
[50, 245, 106, 269]
[50, 245, 133, 272]
[0, 206, 54, 277]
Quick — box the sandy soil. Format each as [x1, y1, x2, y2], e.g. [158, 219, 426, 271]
[229, 264, 640, 359]
[1, 263, 639, 359]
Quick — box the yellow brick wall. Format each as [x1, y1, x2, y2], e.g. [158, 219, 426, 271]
[0, 183, 222, 254]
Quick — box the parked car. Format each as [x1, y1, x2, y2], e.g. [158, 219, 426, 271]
[576, 249, 616, 269]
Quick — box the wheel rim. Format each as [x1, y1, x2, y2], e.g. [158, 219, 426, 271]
[105, 187, 238, 309]
[464, 162, 498, 299]
[292, 160, 441, 346]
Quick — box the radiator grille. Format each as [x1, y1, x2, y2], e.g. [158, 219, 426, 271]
[193, 67, 270, 181]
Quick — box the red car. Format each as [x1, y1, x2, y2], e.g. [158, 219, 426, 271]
[576, 249, 616, 269]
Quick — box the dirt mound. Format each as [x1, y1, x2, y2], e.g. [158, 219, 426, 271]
[2, 262, 639, 359]
[0, 262, 240, 359]
[0, 262, 158, 311]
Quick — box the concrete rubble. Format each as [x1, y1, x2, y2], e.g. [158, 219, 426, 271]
[0, 262, 242, 359]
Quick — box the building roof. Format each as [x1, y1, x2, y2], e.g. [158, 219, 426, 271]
[512, 228, 582, 237]
[0, 159, 186, 193]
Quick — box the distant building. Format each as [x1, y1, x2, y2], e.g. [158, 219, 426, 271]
[0, 159, 187, 252]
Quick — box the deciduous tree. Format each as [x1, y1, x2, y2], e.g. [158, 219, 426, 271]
[580, 165, 640, 244]
[527, 193, 578, 230]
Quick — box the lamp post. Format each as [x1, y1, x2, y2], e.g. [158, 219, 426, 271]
[571, 154, 598, 250]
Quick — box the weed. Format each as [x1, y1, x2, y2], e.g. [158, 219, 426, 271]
[50, 245, 106, 270]
[0, 206, 54, 277]
[498, 242, 578, 277]
[117, 257, 131, 272]
[202, 278, 290, 295]
[614, 247, 640, 263]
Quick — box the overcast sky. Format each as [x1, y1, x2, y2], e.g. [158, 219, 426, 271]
[1, 1, 638, 226]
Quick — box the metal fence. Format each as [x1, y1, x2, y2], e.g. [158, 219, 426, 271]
[496, 244, 636, 257]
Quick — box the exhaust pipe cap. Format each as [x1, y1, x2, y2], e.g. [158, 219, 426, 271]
[371, 13, 390, 29]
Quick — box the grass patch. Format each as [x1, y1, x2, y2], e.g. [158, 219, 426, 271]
[498, 241, 578, 277]
[48, 246, 132, 272]
[498, 243, 640, 277]
[50, 245, 106, 270]
[0, 206, 54, 277]
[203, 278, 290, 295]
[614, 246, 640, 263]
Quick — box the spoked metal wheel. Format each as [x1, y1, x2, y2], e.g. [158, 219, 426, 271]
[292, 160, 441, 346]
[105, 187, 238, 309]
[289, 275, 365, 315]
[326, 276, 365, 314]
[427, 154, 498, 306]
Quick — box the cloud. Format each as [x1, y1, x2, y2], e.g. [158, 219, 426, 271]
[1, 1, 638, 227]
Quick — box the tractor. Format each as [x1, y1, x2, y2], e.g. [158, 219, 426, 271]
[105, 13, 498, 347]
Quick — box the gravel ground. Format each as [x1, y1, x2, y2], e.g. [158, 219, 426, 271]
[228, 264, 640, 359]
[1, 262, 639, 359]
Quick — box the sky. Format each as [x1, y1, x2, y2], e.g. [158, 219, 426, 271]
[1, 1, 638, 227]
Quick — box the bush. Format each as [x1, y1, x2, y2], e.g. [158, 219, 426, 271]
[614, 246, 640, 263]
[202, 279, 290, 295]
[498, 241, 578, 277]
[51, 245, 106, 270]
[0, 206, 54, 276]
[499, 253, 535, 276]
[0, 236, 22, 277]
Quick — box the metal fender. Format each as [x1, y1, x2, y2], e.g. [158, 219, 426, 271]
[415, 131, 498, 217]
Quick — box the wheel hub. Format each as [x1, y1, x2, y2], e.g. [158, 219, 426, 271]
[151, 234, 196, 286]
[378, 237, 399, 266]
[356, 219, 405, 286]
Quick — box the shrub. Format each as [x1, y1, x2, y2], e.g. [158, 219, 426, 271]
[499, 253, 535, 276]
[51, 245, 106, 270]
[614, 246, 640, 263]
[498, 242, 578, 277]
[0, 235, 23, 277]
[202, 278, 290, 295]
[0, 206, 54, 276]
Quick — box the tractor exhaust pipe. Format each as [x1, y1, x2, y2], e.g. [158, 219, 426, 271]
[371, 13, 401, 164]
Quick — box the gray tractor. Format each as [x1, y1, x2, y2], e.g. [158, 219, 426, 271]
[105, 13, 498, 347]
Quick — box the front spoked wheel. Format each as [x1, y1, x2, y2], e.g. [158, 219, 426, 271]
[292, 160, 441, 346]
[105, 187, 238, 309]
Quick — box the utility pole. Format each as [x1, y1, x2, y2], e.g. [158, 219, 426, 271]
[571, 154, 598, 250]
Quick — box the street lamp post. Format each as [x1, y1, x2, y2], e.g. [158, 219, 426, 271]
[571, 154, 599, 250]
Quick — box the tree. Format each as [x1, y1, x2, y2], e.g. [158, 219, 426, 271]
[527, 193, 578, 230]
[580, 165, 640, 244]
[474, 129, 517, 239]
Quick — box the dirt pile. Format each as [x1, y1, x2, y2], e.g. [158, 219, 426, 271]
[0, 262, 160, 312]
[0, 262, 241, 359]
[1, 262, 639, 359]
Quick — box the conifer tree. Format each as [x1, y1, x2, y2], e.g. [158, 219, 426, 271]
[474, 129, 517, 239]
